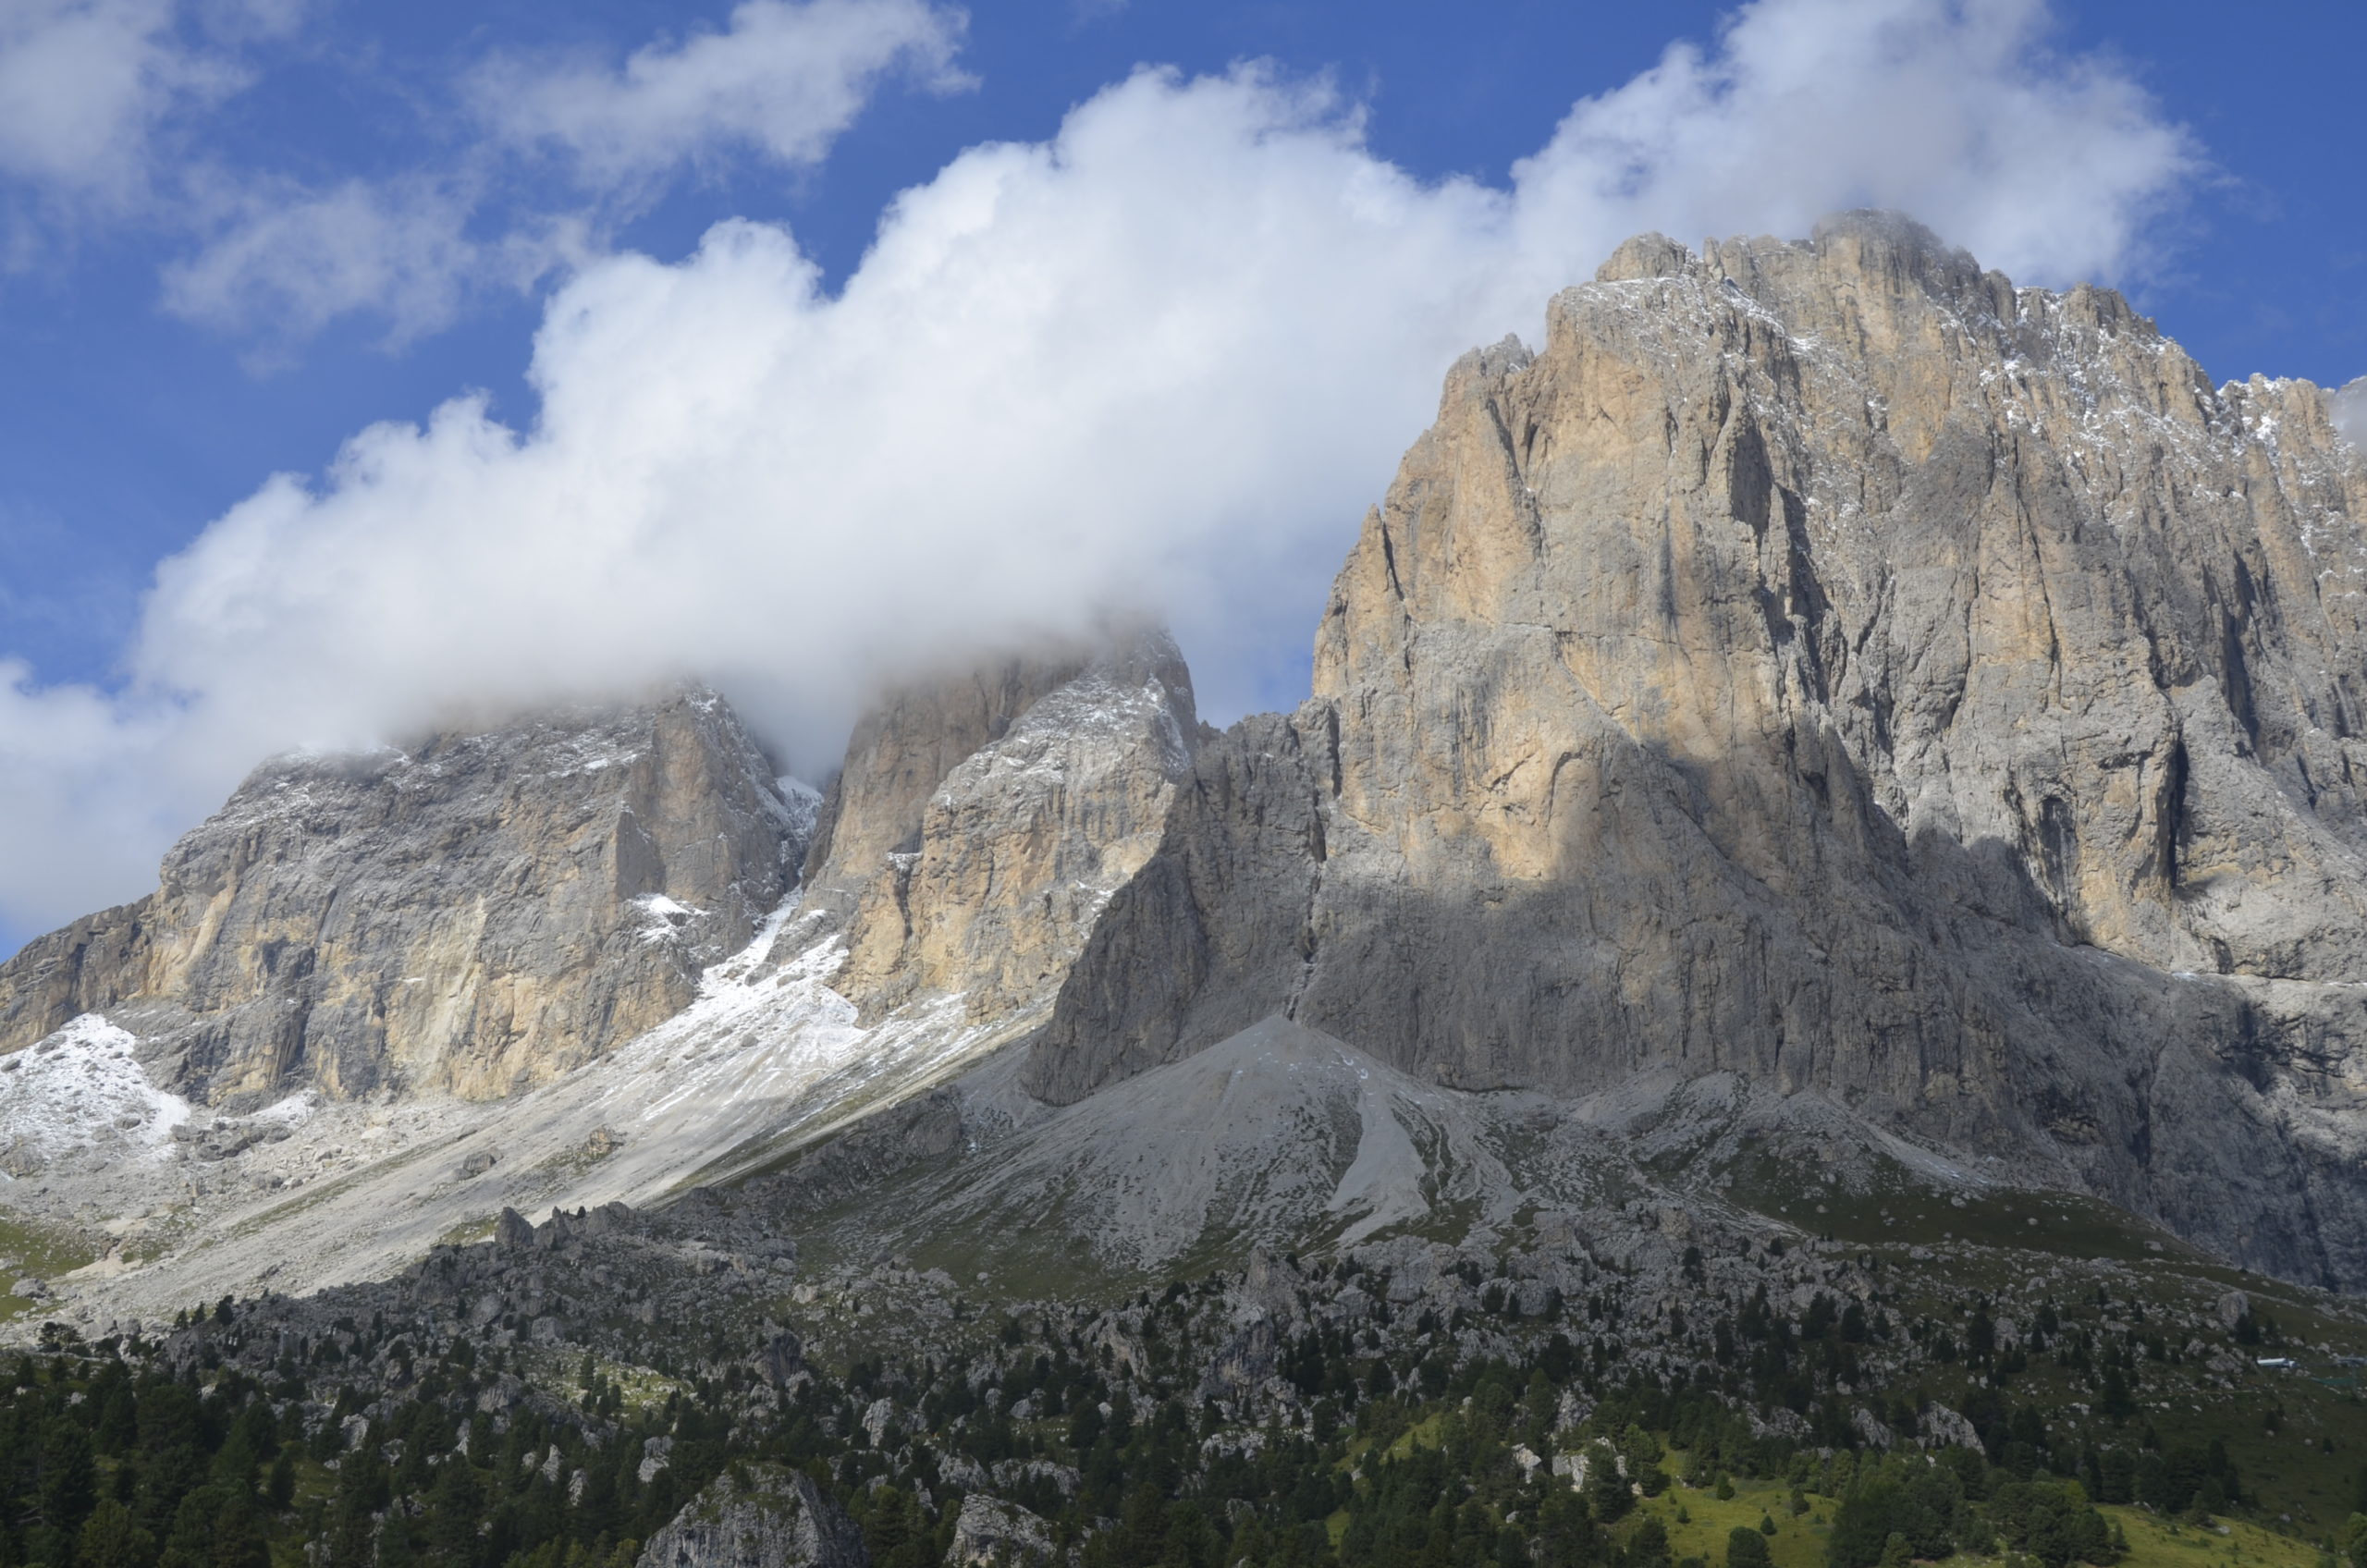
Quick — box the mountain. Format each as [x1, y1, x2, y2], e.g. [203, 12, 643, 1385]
[1026, 212, 2367, 1290]
[2, 213, 2366, 1337]
[0, 636, 1202, 1319]
[1, 211, 2364, 1568]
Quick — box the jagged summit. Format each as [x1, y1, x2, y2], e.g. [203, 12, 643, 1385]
[1025, 214, 2367, 1287]
[0, 689, 803, 1106]
[794, 627, 1204, 1023]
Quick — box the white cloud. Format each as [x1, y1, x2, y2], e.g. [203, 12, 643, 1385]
[2333, 379, 2367, 447]
[1510, 0, 2194, 287]
[0, 663, 186, 927]
[477, 0, 971, 188]
[0, 0, 227, 205]
[162, 0, 967, 343]
[158, 175, 574, 349]
[0, 0, 2203, 934]
[0, 0, 302, 217]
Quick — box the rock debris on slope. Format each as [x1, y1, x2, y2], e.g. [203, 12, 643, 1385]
[635, 1464, 867, 1568]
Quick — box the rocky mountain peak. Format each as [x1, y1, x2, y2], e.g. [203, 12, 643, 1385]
[0, 688, 804, 1105]
[0, 629, 1220, 1321]
[796, 628, 1206, 1023]
[1031, 217, 2367, 1287]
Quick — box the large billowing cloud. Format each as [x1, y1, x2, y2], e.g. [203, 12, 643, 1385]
[0, 0, 2203, 934]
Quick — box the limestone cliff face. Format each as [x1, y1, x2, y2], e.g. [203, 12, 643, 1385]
[799, 632, 1205, 1023]
[1030, 214, 2367, 1287]
[0, 692, 803, 1104]
[796, 655, 1086, 910]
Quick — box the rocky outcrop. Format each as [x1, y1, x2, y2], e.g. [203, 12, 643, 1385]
[798, 657, 1087, 914]
[0, 691, 803, 1103]
[948, 1494, 1056, 1565]
[800, 631, 1205, 1023]
[635, 1464, 867, 1568]
[1029, 214, 2367, 1288]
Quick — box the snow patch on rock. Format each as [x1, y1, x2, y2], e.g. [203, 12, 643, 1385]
[0, 1015, 190, 1171]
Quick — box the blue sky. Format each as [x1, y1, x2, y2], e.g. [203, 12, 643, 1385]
[0, 0, 2360, 952]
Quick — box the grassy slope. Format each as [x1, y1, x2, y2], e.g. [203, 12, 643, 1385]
[1636, 1469, 2324, 1568]
[1711, 1147, 2367, 1537]
[0, 1208, 96, 1323]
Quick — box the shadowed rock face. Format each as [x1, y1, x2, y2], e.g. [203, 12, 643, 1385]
[1022, 707, 1338, 1096]
[1028, 214, 2367, 1288]
[0, 691, 803, 1104]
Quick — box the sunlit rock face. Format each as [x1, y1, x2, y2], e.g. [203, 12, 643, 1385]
[1031, 213, 2367, 1288]
[0, 690, 805, 1104]
[797, 629, 1207, 1024]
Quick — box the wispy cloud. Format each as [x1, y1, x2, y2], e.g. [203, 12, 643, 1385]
[0, 0, 968, 344]
[164, 0, 968, 344]
[0, 0, 298, 250]
[157, 172, 591, 354]
[473, 0, 970, 190]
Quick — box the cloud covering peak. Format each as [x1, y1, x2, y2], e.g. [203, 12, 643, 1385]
[0, 0, 2203, 934]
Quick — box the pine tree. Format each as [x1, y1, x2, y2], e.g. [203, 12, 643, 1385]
[75, 1500, 155, 1568]
[211, 1491, 272, 1568]
[36, 1416, 96, 1537]
[266, 1447, 297, 1511]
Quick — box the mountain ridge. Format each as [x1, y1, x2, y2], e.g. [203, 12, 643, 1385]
[2, 214, 2365, 1333]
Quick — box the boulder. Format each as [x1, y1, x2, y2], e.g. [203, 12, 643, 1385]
[947, 1494, 1055, 1567]
[636, 1464, 865, 1568]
